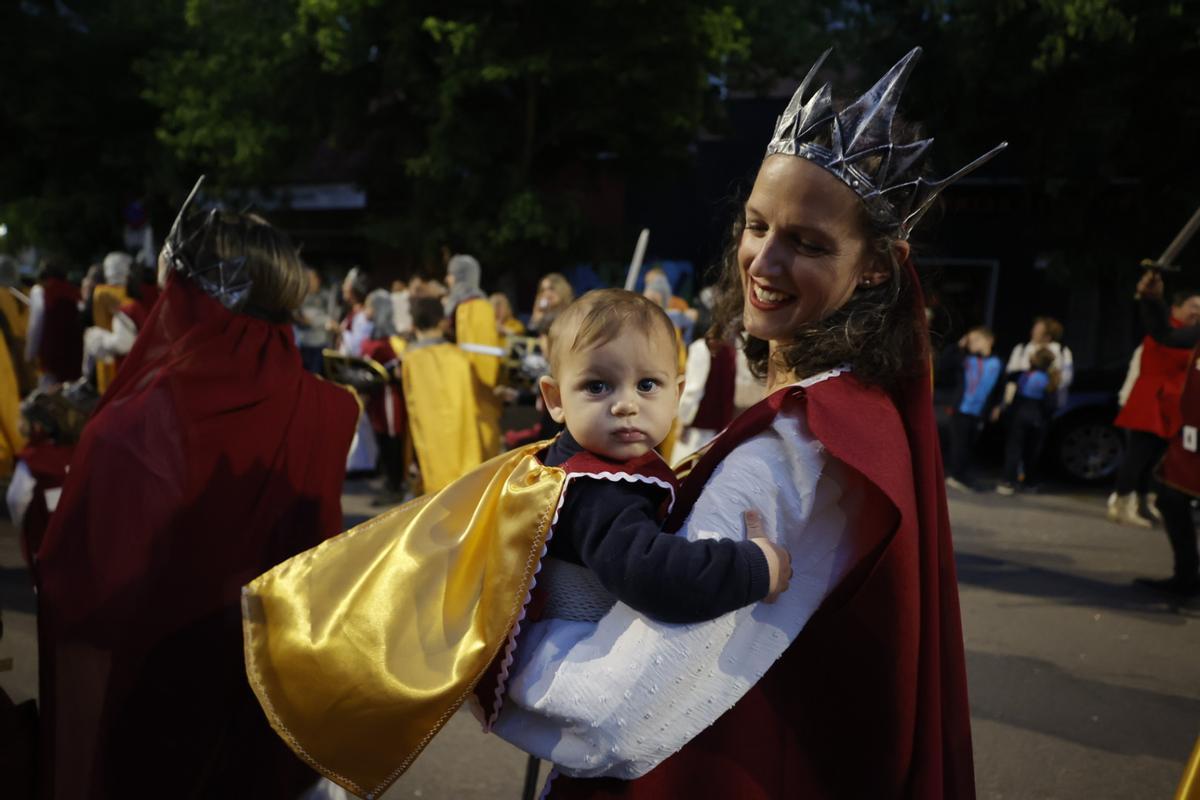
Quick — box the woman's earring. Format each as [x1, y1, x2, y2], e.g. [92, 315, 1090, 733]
[860, 278, 873, 287]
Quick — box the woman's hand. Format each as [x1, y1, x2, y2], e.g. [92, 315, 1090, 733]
[745, 510, 792, 603]
[1136, 270, 1164, 301]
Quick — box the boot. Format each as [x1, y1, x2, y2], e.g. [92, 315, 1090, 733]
[1143, 492, 1164, 523]
[1107, 492, 1152, 528]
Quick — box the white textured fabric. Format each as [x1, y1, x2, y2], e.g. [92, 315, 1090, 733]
[390, 290, 412, 336]
[733, 348, 767, 411]
[25, 284, 44, 364]
[6, 460, 35, 531]
[1006, 340, 1074, 405]
[339, 312, 373, 358]
[676, 338, 712, 427]
[81, 312, 138, 378]
[345, 410, 379, 473]
[1118, 344, 1142, 407]
[492, 369, 871, 778]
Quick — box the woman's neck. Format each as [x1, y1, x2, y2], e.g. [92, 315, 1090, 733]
[766, 340, 797, 392]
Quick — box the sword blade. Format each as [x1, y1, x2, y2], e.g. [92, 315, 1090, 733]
[1158, 204, 1200, 266]
[623, 228, 650, 291]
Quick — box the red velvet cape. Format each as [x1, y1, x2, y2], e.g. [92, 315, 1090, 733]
[691, 340, 737, 431]
[34, 273, 359, 799]
[38, 277, 82, 382]
[548, 260, 975, 799]
[1159, 344, 1200, 497]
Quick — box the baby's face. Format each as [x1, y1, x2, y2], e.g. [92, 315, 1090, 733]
[545, 326, 681, 461]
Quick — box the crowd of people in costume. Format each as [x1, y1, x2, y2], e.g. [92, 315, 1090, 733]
[2, 42, 1197, 800]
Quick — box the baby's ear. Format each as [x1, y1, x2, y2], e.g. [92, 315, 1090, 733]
[675, 372, 686, 400]
[539, 375, 566, 423]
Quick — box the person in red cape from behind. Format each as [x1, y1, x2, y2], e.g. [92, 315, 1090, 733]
[26, 259, 83, 387]
[34, 202, 359, 800]
[492, 47, 1000, 799]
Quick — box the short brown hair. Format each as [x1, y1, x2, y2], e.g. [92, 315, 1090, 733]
[411, 296, 445, 332]
[546, 289, 677, 376]
[205, 211, 308, 314]
[1029, 346, 1056, 371]
[968, 325, 994, 340]
[1035, 316, 1063, 343]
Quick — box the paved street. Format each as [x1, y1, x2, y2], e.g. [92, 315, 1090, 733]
[2, 480, 1197, 799]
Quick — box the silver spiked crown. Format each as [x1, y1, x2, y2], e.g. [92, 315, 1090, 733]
[766, 47, 1007, 239]
[162, 175, 254, 312]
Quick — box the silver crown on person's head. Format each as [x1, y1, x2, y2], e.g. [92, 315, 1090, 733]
[765, 47, 1007, 240]
[162, 175, 254, 312]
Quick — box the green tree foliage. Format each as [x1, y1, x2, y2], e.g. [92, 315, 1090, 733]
[2, 0, 1197, 281]
[139, 0, 772, 269]
[0, 0, 176, 260]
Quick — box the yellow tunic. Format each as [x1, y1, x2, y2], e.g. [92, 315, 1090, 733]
[0, 288, 32, 394]
[91, 285, 129, 394]
[0, 334, 25, 478]
[242, 441, 563, 799]
[658, 330, 688, 464]
[0, 289, 28, 340]
[401, 342, 486, 494]
[91, 284, 128, 331]
[454, 298, 504, 459]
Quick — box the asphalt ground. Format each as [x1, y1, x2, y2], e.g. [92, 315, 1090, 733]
[2, 478, 1197, 799]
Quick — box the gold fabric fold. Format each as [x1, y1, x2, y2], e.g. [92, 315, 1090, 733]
[242, 441, 564, 799]
[1178, 735, 1200, 800]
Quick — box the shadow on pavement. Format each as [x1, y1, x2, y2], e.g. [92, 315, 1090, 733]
[967, 649, 1200, 762]
[955, 549, 1198, 623]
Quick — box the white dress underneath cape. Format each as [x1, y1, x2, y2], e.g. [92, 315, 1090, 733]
[492, 369, 874, 779]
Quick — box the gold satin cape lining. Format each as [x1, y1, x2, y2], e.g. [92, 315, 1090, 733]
[242, 441, 564, 798]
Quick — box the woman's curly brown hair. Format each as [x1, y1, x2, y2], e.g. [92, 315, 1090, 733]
[709, 171, 929, 394]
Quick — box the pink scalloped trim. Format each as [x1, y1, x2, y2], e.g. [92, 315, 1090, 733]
[483, 474, 571, 731]
[483, 466, 677, 730]
[565, 469, 677, 516]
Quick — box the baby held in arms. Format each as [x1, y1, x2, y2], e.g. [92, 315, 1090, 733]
[472, 289, 792, 724]
[535, 288, 790, 621]
[476, 289, 792, 724]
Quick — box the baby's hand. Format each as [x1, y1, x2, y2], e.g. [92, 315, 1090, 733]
[745, 510, 792, 603]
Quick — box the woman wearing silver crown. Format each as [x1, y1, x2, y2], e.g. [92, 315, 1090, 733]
[483, 47, 1005, 799]
[35, 192, 359, 799]
[239, 47, 1003, 800]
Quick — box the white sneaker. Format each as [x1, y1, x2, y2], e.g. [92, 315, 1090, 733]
[1108, 492, 1152, 528]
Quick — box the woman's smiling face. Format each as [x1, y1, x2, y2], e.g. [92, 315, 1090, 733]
[738, 155, 880, 344]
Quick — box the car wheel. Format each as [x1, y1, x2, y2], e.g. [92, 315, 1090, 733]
[1054, 416, 1124, 482]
